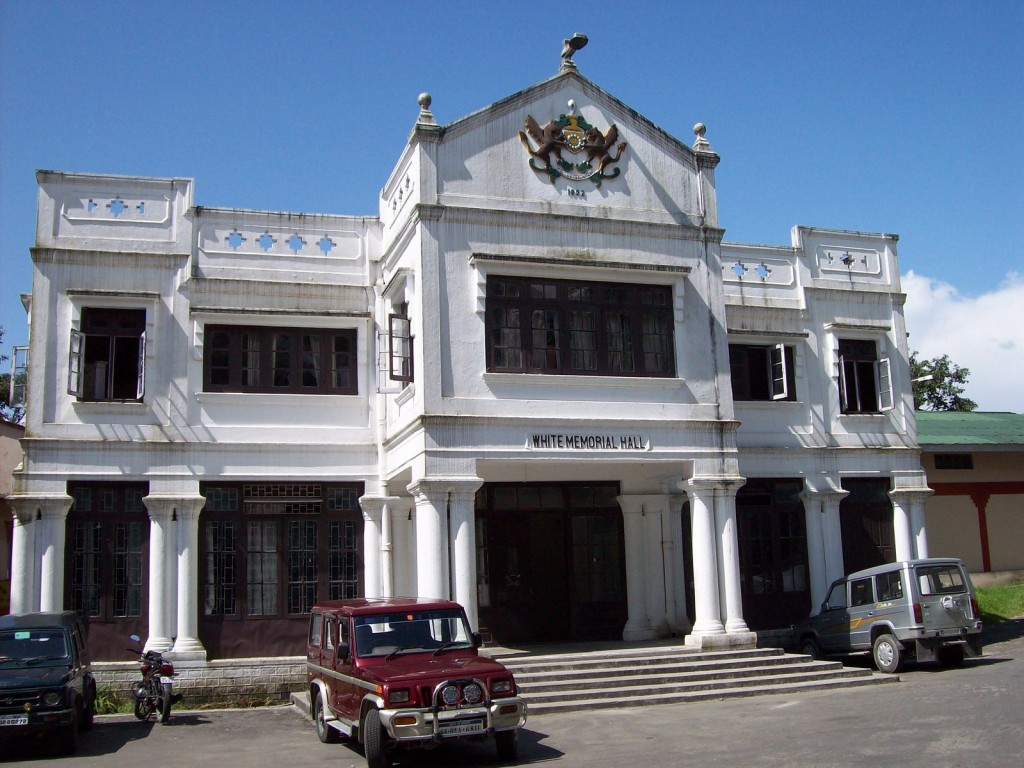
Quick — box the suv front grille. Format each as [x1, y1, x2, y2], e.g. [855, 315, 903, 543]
[0, 691, 40, 713]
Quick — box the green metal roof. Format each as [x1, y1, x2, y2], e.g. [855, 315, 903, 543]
[915, 411, 1024, 447]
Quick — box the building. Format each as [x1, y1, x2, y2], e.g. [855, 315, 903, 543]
[6, 42, 931, 664]
[1, 418, 25, 615]
[917, 411, 1024, 583]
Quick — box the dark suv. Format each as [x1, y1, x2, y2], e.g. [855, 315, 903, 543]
[0, 611, 96, 754]
[306, 597, 526, 767]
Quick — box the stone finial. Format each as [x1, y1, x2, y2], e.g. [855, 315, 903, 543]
[417, 92, 436, 125]
[560, 33, 588, 72]
[692, 122, 716, 154]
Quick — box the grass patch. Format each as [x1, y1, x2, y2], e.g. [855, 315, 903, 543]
[976, 583, 1024, 624]
[94, 687, 133, 715]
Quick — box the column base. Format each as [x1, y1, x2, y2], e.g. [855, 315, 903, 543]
[622, 624, 656, 642]
[144, 636, 175, 654]
[169, 637, 207, 662]
[685, 630, 758, 651]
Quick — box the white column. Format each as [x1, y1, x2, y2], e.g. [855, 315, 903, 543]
[644, 498, 669, 635]
[667, 494, 691, 633]
[821, 491, 847, 587]
[380, 497, 395, 597]
[891, 488, 933, 560]
[714, 481, 750, 634]
[359, 496, 385, 599]
[800, 490, 828, 610]
[408, 480, 449, 600]
[389, 498, 415, 596]
[618, 497, 651, 641]
[891, 493, 914, 562]
[7, 500, 39, 614]
[448, 479, 483, 630]
[172, 496, 206, 659]
[37, 496, 74, 612]
[684, 479, 724, 638]
[142, 496, 177, 652]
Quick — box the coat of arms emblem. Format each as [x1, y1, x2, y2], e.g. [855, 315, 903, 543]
[518, 106, 627, 187]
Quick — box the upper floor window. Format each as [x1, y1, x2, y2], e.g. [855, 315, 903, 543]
[486, 276, 675, 377]
[68, 308, 146, 401]
[838, 338, 893, 414]
[388, 303, 413, 386]
[204, 325, 357, 395]
[729, 343, 796, 401]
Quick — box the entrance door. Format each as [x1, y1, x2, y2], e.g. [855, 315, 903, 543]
[478, 482, 626, 645]
[488, 511, 568, 643]
[840, 478, 895, 574]
[65, 482, 149, 661]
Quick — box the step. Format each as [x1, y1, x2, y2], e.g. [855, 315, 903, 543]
[526, 674, 897, 715]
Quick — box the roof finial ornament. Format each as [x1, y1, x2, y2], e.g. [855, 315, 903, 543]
[692, 122, 716, 154]
[560, 33, 588, 72]
[417, 92, 436, 125]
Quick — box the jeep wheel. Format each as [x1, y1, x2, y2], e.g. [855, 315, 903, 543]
[800, 638, 821, 661]
[81, 684, 96, 731]
[496, 730, 519, 761]
[363, 708, 390, 768]
[314, 691, 340, 744]
[872, 633, 904, 674]
[938, 645, 965, 667]
[60, 702, 79, 755]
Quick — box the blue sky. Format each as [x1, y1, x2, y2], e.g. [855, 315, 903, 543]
[1, 1, 1021, 409]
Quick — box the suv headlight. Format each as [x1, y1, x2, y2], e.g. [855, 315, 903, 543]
[388, 689, 410, 705]
[491, 679, 512, 694]
[42, 691, 63, 707]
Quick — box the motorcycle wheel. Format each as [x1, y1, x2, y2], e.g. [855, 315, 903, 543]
[134, 694, 154, 721]
[158, 687, 172, 724]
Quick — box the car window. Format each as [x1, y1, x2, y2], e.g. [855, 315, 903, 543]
[325, 618, 336, 652]
[916, 564, 966, 595]
[876, 570, 903, 601]
[823, 582, 848, 610]
[850, 577, 875, 607]
[309, 613, 323, 648]
[0, 629, 69, 661]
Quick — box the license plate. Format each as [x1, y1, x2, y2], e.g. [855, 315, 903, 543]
[440, 718, 484, 736]
[940, 628, 963, 637]
[0, 715, 29, 727]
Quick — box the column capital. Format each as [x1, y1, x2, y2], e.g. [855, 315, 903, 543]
[8, 494, 73, 522]
[683, 475, 745, 494]
[407, 477, 483, 502]
[617, 494, 671, 516]
[143, 494, 206, 522]
[359, 494, 401, 522]
[888, 487, 934, 504]
[800, 487, 850, 505]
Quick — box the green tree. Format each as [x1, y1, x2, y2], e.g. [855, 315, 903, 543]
[0, 326, 26, 423]
[910, 351, 978, 412]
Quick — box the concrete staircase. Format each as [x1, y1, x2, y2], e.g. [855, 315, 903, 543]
[489, 643, 895, 715]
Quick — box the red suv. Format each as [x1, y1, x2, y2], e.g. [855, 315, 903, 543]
[305, 597, 526, 767]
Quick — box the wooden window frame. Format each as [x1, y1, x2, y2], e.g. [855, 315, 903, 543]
[485, 276, 675, 377]
[203, 325, 358, 395]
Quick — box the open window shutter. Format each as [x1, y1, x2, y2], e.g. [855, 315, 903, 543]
[136, 331, 147, 399]
[769, 343, 789, 400]
[838, 354, 850, 411]
[388, 313, 413, 383]
[11, 345, 28, 407]
[67, 328, 84, 397]
[876, 356, 893, 411]
[376, 330, 400, 394]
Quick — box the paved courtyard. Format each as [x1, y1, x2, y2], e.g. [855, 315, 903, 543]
[4, 620, 1022, 768]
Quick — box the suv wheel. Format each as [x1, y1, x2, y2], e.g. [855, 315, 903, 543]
[872, 633, 904, 674]
[799, 638, 821, 661]
[363, 708, 390, 768]
[60, 701, 79, 755]
[314, 691, 340, 744]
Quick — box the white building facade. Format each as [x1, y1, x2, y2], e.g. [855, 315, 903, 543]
[7, 54, 930, 662]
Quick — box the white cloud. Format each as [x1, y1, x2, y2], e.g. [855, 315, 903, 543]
[903, 271, 1024, 413]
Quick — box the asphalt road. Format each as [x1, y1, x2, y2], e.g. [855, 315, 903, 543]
[5, 620, 1023, 768]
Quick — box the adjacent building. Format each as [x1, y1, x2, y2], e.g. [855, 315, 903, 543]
[6, 45, 932, 663]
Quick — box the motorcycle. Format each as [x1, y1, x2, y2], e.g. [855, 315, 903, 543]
[127, 634, 179, 724]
